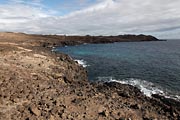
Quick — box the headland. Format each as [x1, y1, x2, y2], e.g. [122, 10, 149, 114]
[0, 32, 179, 120]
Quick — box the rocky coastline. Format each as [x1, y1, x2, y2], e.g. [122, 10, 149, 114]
[0, 32, 179, 120]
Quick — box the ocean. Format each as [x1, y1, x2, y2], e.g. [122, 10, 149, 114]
[54, 40, 180, 101]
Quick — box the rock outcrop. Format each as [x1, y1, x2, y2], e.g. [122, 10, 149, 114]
[0, 32, 159, 48]
[0, 32, 179, 120]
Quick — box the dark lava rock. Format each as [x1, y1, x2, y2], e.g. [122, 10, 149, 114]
[152, 94, 180, 110]
[130, 104, 141, 109]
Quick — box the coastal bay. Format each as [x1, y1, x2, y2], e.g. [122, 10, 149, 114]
[0, 32, 179, 120]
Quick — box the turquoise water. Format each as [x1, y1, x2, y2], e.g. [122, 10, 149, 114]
[55, 40, 180, 100]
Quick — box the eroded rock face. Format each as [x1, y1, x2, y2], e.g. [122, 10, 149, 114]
[0, 32, 179, 120]
[0, 32, 160, 48]
[0, 41, 88, 120]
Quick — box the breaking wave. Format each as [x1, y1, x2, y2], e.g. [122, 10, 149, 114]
[97, 77, 180, 101]
[74, 59, 89, 67]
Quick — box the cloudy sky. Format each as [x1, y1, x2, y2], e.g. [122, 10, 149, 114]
[0, 0, 180, 38]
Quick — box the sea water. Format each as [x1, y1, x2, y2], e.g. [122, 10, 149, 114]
[54, 40, 180, 100]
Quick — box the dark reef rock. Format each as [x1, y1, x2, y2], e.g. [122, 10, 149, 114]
[152, 94, 180, 111]
[1, 32, 179, 120]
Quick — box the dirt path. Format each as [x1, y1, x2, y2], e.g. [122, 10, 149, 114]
[0, 42, 32, 52]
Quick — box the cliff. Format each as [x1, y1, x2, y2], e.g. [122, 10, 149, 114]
[0, 32, 159, 47]
[0, 32, 179, 120]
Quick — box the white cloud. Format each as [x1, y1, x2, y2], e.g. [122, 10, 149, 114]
[0, 0, 180, 38]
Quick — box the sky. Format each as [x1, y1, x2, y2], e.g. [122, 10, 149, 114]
[0, 0, 180, 39]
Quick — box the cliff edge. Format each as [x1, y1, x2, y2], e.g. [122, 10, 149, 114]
[0, 32, 179, 120]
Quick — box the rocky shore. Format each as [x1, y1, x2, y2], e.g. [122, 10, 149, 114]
[0, 32, 179, 120]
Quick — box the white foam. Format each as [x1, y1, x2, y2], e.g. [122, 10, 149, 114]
[97, 76, 114, 82]
[97, 77, 164, 97]
[175, 95, 180, 99]
[107, 78, 180, 101]
[114, 78, 164, 97]
[51, 49, 55, 52]
[74, 59, 89, 67]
